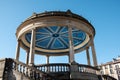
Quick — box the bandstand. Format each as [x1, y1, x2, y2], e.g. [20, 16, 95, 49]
[15, 10, 99, 80]
[0, 10, 118, 80]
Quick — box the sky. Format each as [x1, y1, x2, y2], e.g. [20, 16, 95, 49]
[0, 0, 120, 65]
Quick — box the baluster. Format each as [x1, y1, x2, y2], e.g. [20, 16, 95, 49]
[23, 66, 25, 74]
[84, 67, 85, 72]
[61, 65, 62, 72]
[53, 65, 55, 72]
[19, 64, 22, 73]
[78, 66, 81, 72]
[78, 66, 80, 72]
[61, 66, 63, 72]
[12, 62, 15, 69]
[36, 66, 38, 69]
[41, 66, 43, 71]
[39, 66, 40, 70]
[55, 65, 56, 72]
[51, 66, 53, 72]
[30, 69, 33, 78]
[47, 65, 49, 72]
[60, 65, 62, 72]
[33, 70, 35, 79]
[14, 62, 16, 70]
[40, 66, 41, 71]
[67, 65, 69, 72]
[65, 65, 66, 72]
[42, 66, 43, 72]
[28, 68, 31, 77]
[83, 67, 85, 72]
[80, 66, 82, 72]
[43, 66, 44, 72]
[86, 67, 88, 72]
[43, 66, 45, 72]
[26, 67, 28, 77]
[45, 65, 47, 72]
[63, 66, 65, 72]
[57, 66, 58, 72]
[58, 66, 59, 72]
[42, 66, 44, 72]
[84, 67, 86, 72]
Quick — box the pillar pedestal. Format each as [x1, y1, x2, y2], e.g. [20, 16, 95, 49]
[70, 61, 79, 79]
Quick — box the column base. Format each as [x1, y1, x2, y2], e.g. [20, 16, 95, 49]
[29, 63, 34, 66]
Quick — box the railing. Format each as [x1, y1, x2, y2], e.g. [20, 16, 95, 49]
[3, 58, 99, 79]
[78, 64, 99, 74]
[35, 63, 99, 74]
[35, 63, 70, 73]
[5, 58, 54, 80]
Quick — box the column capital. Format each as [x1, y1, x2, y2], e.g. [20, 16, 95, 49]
[46, 55, 50, 57]
[31, 25, 36, 30]
[17, 38, 21, 42]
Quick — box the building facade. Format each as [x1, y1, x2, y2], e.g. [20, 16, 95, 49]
[99, 57, 120, 80]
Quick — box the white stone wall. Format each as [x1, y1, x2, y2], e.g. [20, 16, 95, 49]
[100, 61, 120, 80]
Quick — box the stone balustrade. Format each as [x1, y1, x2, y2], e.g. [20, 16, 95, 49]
[9, 59, 53, 80]
[0, 58, 99, 80]
[35, 63, 99, 74]
[78, 64, 99, 74]
[35, 63, 70, 73]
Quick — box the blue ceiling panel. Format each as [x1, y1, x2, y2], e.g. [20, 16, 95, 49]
[25, 26, 86, 50]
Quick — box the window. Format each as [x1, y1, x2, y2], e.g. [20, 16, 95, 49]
[110, 69, 114, 74]
[100, 70, 104, 74]
[109, 64, 112, 68]
[115, 65, 119, 69]
[105, 66, 108, 69]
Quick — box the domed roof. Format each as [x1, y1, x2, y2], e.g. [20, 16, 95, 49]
[23, 10, 95, 35]
[16, 10, 95, 56]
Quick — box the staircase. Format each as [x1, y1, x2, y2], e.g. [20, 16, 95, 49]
[0, 58, 117, 80]
[2, 58, 55, 80]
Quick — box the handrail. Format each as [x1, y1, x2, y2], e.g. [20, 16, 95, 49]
[35, 63, 70, 73]
[78, 64, 99, 74]
[6, 58, 54, 80]
[35, 63, 99, 74]
[4, 58, 99, 79]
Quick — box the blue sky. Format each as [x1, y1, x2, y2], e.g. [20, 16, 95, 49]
[0, 0, 120, 65]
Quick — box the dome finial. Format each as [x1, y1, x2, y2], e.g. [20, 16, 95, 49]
[67, 9, 72, 13]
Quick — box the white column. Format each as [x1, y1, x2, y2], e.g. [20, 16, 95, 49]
[26, 50, 29, 65]
[15, 39, 21, 61]
[86, 47, 91, 65]
[46, 55, 49, 64]
[68, 27, 75, 63]
[91, 38, 98, 66]
[29, 28, 36, 66]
